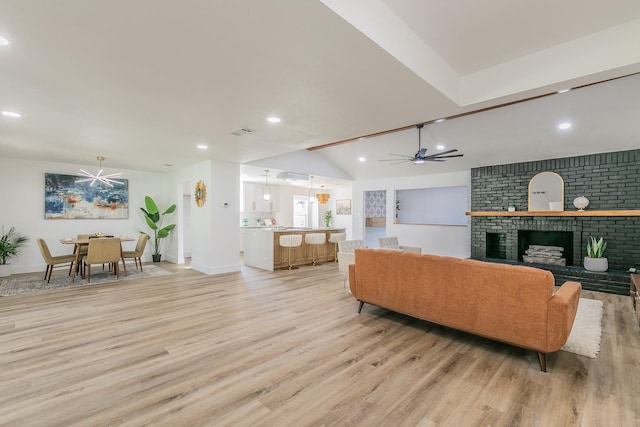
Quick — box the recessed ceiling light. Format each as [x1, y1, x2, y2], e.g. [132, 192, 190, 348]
[434, 118, 446, 123]
[558, 122, 572, 130]
[164, 163, 174, 167]
[1, 111, 21, 118]
[267, 116, 281, 123]
[0, 36, 9, 46]
[358, 157, 366, 162]
[436, 144, 445, 150]
[197, 144, 208, 150]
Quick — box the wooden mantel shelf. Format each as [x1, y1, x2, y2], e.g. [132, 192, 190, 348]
[466, 210, 640, 217]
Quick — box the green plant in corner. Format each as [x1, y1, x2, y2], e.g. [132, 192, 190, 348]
[140, 196, 176, 261]
[0, 226, 29, 265]
[586, 236, 607, 258]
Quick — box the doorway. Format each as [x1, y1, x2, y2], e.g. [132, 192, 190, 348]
[363, 190, 387, 248]
[293, 196, 309, 227]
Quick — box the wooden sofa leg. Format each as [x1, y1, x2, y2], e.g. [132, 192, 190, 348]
[537, 352, 547, 372]
[358, 301, 364, 313]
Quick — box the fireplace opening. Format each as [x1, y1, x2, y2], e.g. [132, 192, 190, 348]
[486, 232, 506, 259]
[518, 230, 573, 266]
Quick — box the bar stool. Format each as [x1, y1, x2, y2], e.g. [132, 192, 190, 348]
[305, 233, 326, 266]
[279, 234, 303, 270]
[328, 232, 346, 262]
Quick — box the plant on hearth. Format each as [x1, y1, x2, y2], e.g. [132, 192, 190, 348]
[584, 236, 608, 272]
[586, 236, 607, 258]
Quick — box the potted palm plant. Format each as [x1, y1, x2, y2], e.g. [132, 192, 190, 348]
[140, 196, 176, 262]
[0, 226, 29, 277]
[584, 236, 608, 272]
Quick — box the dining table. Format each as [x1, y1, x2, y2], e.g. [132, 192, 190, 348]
[60, 236, 135, 281]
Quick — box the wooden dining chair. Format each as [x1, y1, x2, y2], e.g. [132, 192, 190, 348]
[36, 239, 77, 283]
[121, 234, 148, 272]
[82, 238, 122, 283]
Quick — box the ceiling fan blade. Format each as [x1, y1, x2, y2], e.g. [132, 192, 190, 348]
[379, 157, 412, 162]
[387, 159, 411, 165]
[432, 149, 458, 156]
[428, 154, 464, 159]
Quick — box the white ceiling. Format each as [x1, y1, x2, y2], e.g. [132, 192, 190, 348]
[1, 0, 639, 189]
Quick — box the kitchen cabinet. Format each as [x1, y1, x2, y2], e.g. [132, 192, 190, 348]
[242, 182, 279, 212]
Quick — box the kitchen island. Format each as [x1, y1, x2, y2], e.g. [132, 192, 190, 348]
[243, 227, 346, 271]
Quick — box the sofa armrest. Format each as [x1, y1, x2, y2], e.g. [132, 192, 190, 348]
[399, 245, 422, 254]
[547, 281, 582, 351]
[348, 263, 356, 295]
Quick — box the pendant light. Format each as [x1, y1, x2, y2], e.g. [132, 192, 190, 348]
[317, 185, 330, 204]
[76, 156, 123, 187]
[263, 170, 271, 201]
[308, 175, 316, 203]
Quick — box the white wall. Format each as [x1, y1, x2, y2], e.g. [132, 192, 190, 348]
[168, 159, 241, 275]
[0, 157, 166, 274]
[351, 170, 471, 258]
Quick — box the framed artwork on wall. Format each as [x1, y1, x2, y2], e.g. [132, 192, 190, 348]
[336, 199, 351, 215]
[44, 173, 129, 219]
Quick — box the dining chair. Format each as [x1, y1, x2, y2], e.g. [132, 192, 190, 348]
[121, 234, 148, 272]
[82, 238, 122, 283]
[36, 238, 77, 283]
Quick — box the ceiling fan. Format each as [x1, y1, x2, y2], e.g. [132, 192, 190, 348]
[380, 124, 463, 165]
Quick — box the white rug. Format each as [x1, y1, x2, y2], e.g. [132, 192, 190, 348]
[0, 264, 171, 296]
[561, 298, 603, 358]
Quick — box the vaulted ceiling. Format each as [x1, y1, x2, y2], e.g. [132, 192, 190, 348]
[1, 0, 639, 188]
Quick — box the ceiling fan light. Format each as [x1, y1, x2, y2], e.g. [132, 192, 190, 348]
[414, 159, 425, 164]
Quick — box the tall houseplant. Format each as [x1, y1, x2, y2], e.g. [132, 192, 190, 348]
[140, 196, 176, 262]
[584, 236, 608, 272]
[0, 226, 30, 277]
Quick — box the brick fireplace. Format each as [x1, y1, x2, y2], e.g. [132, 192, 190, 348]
[470, 149, 640, 295]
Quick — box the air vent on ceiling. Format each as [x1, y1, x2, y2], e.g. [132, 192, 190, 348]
[229, 127, 256, 136]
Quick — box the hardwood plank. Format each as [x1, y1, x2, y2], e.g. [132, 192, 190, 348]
[0, 262, 638, 426]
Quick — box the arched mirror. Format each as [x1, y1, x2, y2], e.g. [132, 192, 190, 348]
[528, 172, 564, 211]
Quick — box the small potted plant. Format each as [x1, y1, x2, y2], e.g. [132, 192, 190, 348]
[508, 203, 516, 212]
[324, 210, 333, 228]
[0, 226, 30, 277]
[140, 196, 176, 262]
[584, 236, 608, 272]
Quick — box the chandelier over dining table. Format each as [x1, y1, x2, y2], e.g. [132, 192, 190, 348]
[76, 156, 124, 187]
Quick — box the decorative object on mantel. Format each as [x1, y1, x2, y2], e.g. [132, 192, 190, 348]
[508, 203, 516, 212]
[195, 180, 207, 207]
[573, 196, 589, 211]
[141, 196, 177, 263]
[528, 171, 564, 211]
[584, 236, 608, 272]
[76, 156, 124, 187]
[0, 226, 29, 277]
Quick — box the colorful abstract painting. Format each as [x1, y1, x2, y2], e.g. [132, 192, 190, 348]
[44, 173, 129, 219]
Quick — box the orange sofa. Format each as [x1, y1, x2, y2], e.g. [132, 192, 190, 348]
[348, 249, 581, 371]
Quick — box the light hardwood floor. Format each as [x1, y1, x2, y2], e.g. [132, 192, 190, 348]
[1, 261, 639, 426]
